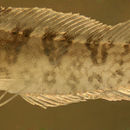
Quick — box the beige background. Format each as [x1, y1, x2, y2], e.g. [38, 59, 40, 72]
[0, 0, 130, 130]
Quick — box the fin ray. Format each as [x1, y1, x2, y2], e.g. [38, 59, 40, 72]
[21, 93, 86, 109]
[0, 7, 111, 41]
[103, 20, 130, 43]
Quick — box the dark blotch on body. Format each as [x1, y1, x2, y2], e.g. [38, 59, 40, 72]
[122, 44, 130, 55]
[42, 30, 73, 65]
[101, 44, 108, 63]
[128, 80, 130, 84]
[85, 40, 99, 64]
[0, 26, 33, 64]
[88, 73, 103, 83]
[85, 39, 114, 64]
[118, 59, 124, 66]
[115, 69, 124, 76]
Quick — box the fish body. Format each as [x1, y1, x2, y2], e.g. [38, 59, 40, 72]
[0, 6, 130, 109]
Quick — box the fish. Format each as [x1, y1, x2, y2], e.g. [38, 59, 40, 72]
[0, 6, 129, 109]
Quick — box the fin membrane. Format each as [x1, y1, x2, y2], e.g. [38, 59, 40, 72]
[0, 91, 18, 107]
[102, 20, 130, 43]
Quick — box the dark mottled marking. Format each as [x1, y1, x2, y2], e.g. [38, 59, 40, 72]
[88, 73, 103, 83]
[88, 75, 93, 82]
[11, 27, 19, 35]
[23, 28, 33, 37]
[117, 78, 122, 84]
[85, 37, 114, 64]
[95, 74, 103, 83]
[0, 27, 33, 64]
[101, 44, 108, 63]
[86, 41, 99, 64]
[115, 69, 124, 76]
[118, 59, 124, 66]
[0, 67, 10, 78]
[20, 68, 30, 77]
[67, 73, 79, 94]
[100, 42, 114, 63]
[42, 31, 57, 56]
[85, 35, 101, 64]
[42, 30, 73, 65]
[43, 71, 56, 85]
[72, 58, 83, 70]
[122, 44, 130, 55]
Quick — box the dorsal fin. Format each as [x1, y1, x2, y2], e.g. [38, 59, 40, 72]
[0, 7, 111, 42]
[102, 20, 130, 43]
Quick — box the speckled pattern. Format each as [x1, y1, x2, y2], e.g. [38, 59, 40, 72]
[0, 7, 129, 108]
